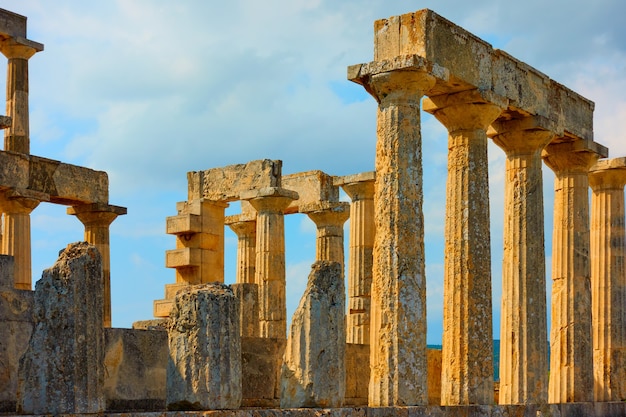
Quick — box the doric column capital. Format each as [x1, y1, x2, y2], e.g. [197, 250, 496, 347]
[589, 158, 626, 191]
[542, 141, 601, 175]
[67, 203, 127, 227]
[335, 172, 375, 202]
[240, 187, 298, 213]
[0, 37, 43, 60]
[302, 201, 350, 228]
[225, 214, 256, 237]
[368, 70, 436, 106]
[423, 89, 507, 133]
[0, 189, 43, 214]
[488, 115, 558, 156]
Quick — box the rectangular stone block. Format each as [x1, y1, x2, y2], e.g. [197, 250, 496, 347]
[188, 159, 282, 201]
[103, 328, 167, 412]
[165, 248, 201, 268]
[241, 337, 286, 407]
[0, 255, 15, 289]
[153, 299, 173, 318]
[345, 343, 369, 406]
[0, 8, 26, 38]
[282, 170, 339, 214]
[165, 283, 190, 300]
[166, 214, 201, 235]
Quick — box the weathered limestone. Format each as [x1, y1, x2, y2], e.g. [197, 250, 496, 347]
[232, 282, 259, 337]
[424, 89, 506, 405]
[335, 172, 375, 345]
[588, 158, 626, 402]
[488, 116, 557, 404]
[282, 170, 339, 214]
[241, 187, 298, 339]
[241, 337, 286, 407]
[543, 140, 605, 403]
[17, 242, 105, 415]
[166, 282, 241, 410]
[350, 66, 436, 406]
[302, 201, 350, 266]
[281, 261, 345, 408]
[226, 213, 257, 284]
[68, 203, 127, 328]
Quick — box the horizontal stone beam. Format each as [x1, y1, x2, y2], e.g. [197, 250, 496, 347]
[349, 9, 595, 143]
[282, 170, 339, 214]
[188, 159, 281, 202]
[0, 8, 26, 38]
[0, 150, 109, 205]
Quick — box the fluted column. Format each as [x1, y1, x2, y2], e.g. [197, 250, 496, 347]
[543, 141, 599, 403]
[226, 215, 257, 284]
[357, 69, 435, 406]
[241, 187, 298, 339]
[488, 117, 555, 404]
[423, 89, 506, 405]
[304, 201, 350, 267]
[338, 173, 375, 345]
[588, 158, 626, 402]
[0, 192, 39, 290]
[68, 203, 127, 327]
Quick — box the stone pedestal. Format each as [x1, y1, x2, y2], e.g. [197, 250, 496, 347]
[543, 141, 599, 403]
[423, 89, 505, 405]
[241, 187, 298, 339]
[17, 242, 105, 415]
[166, 283, 241, 410]
[589, 158, 626, 402]
[488, 117, 555, 404]
[281, 261, 345, 408]
[68, 203, 127, 328]
[358, 69, 435, 406]
[337, 173, 375, 345]
[303, 201, 350, 266]
[226, 214, 257, 284]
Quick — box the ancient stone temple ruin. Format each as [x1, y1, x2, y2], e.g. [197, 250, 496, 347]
[1, 6, 626, 417]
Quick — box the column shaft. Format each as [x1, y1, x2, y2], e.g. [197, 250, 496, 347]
[227, 219, 257, 284]
[589, 163, 626, 402]
[543, 142, 597, 403]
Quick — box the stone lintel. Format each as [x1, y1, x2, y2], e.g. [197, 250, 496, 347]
[333, 171, 376, 187]
[282, 170, 338, 214]
[188, 159, 282, 202]
[239, 186, 298, 202]
[0, 8, 26, 38]
[0, 115, 11, 129]
[0, 150, 109, 205]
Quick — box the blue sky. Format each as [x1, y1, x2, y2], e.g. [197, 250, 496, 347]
[3, 0, 626, 344]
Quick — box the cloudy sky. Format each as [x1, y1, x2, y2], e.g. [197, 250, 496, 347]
[3, 0, 625, 343]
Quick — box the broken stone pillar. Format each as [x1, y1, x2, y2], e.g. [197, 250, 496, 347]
[232, 282, 259, 337]
[17, 242, 105, 415]
[241, 187, 298, 339]
[336, 172, 375, 345]
[0, 192, 40, 290]
[280, 261, 345, 408]
[67, 203, 127, 328]
[423, 89, 506, 405]
[350, 67, 435, 406]
[303, 201, 350, 267]
[488, 116, 555, 404]
[226, 213, 257, 284]
[543, 141, 600, 403]
[589, 158, 626, 402]
[167, 283, 241, 410]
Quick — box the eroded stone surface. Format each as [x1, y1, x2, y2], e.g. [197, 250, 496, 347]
[167, 283, 241, 410]
[17, 242, 105, 415]
[281, 261, 345, 408]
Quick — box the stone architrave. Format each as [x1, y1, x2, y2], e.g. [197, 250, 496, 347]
[337, 172, 375, 345]
[68, 203, 127, 328]
[350, 65, 436, 406]
[280, 261, 345, 408]
[423, 89, 506, 405]
[488, 116, 556, 404]
[17, 242, 105, 415]
[302, 201, 350, 267]
[166, 283, 241, 410]
[241, 187, 298, 339]
[589, 158, 626, 402]
[543, 141, 602, 403]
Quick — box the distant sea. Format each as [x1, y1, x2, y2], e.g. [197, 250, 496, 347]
[427, 340, 501, 381]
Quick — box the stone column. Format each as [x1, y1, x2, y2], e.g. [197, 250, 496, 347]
[67, 203, 127, 328]
[542, 141, 600, 403]
[225, 214, 257, 284]
[337, 173, 375, 345]
[358, 69, 435, 406]
[303, 201, 350, 267]
[588, 158, 626, 402]
[241, 187, 298, 339]
[488, 117, 555, 404]
[0, 38, 42, 154]
[423, 89, 506, 405]
[0, 192, 41, 290]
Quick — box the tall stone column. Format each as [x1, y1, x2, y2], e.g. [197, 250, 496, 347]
[423, 89, 505, 405]
[488, 117, 555, 404]
[0, 192, 40, 290]
[226, 214, 257, 284]
[304, 201, 350, 267]
[358, 69, 435, 406]
[67, 203, 127, 328]
[542, 141, 599, 403]
[588, 158, 626, 402]
[241, 187, 298, 339]
[337, 173, 375, 345]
